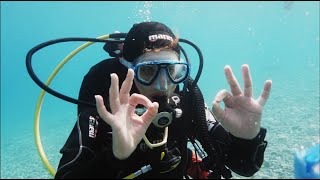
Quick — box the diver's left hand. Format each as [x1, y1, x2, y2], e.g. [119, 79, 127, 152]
[212, 64, 272, 139]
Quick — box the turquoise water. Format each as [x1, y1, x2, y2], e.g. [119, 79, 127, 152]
[1, 1, 319, 179]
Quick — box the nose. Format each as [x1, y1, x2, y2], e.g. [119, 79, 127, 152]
[155, 68, 168, 91]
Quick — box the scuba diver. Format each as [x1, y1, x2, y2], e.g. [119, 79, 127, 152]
[49, 21, 272, 179]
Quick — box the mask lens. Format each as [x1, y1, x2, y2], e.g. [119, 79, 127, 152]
[137, 65, 159, 84]
[167, 64, 188, 83]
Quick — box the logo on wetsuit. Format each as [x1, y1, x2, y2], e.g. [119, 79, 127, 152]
[89, 116, 98, 138]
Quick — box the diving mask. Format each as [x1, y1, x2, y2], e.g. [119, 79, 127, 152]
[121, 50, 190, 86]
[132, 60, 189, 86]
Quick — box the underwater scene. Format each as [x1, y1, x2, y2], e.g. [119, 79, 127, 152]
[1, 1, 319, 179]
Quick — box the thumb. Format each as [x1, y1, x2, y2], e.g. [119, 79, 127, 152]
[212, 100, 226, 124]
[212, 89, 231, 124]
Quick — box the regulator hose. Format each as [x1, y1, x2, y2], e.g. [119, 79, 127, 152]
[185, 77, 229, 178]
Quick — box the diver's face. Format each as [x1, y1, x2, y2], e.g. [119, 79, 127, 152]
[133, 50, 181, 101]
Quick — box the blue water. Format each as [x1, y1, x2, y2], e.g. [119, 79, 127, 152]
[1, 1, 319, 179]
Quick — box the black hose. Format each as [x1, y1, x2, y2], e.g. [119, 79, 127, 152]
[186, 78, 216, 156]
[26, 36, 203, 109]
[185, 77, 229, 178]
[26, 37, 122, 108]
[179, 39, 203, 88]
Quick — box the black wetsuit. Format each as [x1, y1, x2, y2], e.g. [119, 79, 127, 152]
[55, 58, 268, 179]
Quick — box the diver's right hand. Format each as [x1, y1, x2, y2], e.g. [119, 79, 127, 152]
[94, 69, 159, 160]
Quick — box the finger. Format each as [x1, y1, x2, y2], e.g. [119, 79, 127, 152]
[212, 89, 232, 122]
[224, 65, 242, 96]
[242, 64, 253, 97]
[127, 93, 153, 113]
[212, 101, 226, 124]
[119, 69, 134, 104]
[257, 80, 272, 106]
[95, 95, 112, 124]
[109, 73, 120, 113]
[214, 89, 233, 104]
[212, 89, 232, 123]
[141, 102, 159, 125]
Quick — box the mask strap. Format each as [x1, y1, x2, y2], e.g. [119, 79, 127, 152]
[119, 58, 133, 69]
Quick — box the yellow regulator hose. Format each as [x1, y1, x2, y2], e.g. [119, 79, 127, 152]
[34, 35, 110, 177]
